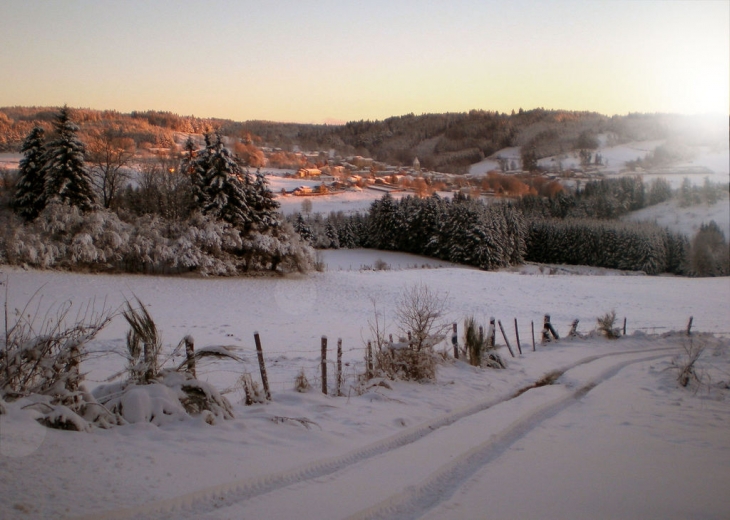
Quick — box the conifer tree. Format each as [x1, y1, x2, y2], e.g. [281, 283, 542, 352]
[13, 126, 47, 220]
[324, 222, 340, 249]
[293, 213, 314, 244]
[196, 133, 252, 230]
[249, 169, 280, 231]
[43, 107, 95, 211]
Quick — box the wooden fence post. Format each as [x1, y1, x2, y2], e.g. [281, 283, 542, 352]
[321, 336, 328, 395]
[531, 321, 536, 351]
[337, 338, 343, 397]
[498, 320, 515, 358]
[253, 332, 271, 401]
[478, 325, 485, 363]
[542, 314, 559, 343]
[514, 318, 522, 355]
[184, 335, 196, 378]
[687, 316, 693, 336]
[452, 322, 459, 359]
[487, 317, 496, 348]
[367, 340, 373, 379]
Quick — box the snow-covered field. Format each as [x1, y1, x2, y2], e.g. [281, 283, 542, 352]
[624, 194, 730, 238]
[1, 251, 729, 519]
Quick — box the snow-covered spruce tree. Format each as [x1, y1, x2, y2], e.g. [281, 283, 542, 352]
[367, 193, 400, 250]
[337, 218, 358, 248]
[13, 126, 47, 221]
[196, 133, 253, 230]
[188, 134, 211, 212]
[249, 169, 281, 232]
[292, 212, 315, 244]
[324, 222, 340, 249]
[43, 106, 96, 212]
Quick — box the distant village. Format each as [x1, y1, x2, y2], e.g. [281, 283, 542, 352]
[262, 146, 607, 199]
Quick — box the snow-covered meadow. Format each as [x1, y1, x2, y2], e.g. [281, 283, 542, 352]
[1, 249, 729, 519]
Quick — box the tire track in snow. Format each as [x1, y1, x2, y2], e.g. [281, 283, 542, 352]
[74, 345, 679, 520]
[345, 351, 674, 520]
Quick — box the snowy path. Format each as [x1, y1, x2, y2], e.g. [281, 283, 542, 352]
[75, 345, 680, 520]
[422, 359, 730, 520]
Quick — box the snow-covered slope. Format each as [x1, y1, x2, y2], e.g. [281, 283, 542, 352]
[470, 140, 730, 189]
[624, 194, 730, 238]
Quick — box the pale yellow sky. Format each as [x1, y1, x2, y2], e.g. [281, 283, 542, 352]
[0, 0, 727, 123]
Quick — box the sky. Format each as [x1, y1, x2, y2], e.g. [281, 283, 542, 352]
[0, 0, 728, 123]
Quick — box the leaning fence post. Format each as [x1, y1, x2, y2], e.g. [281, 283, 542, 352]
[321, 336, 328, 395]
[498, 320, 515, 358]
[452, 322, 459, 359]
[184, 335, 196, 378]
[253, 331, 271, 401]
[687, 316, 693, 336]
[337, 338, 343, 397]
[514, 318, 522, 355]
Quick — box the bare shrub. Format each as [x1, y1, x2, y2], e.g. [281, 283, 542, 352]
[0, 279, 113, 429]
[596, 310, 620, 339]
[1, 290, 112, 401]
[373, 284, 450, 382]
[674, 338, 706, 388]
[395, 283, 449, 352]
[374, 258, 390, 271]
[294, 368, 311, 393]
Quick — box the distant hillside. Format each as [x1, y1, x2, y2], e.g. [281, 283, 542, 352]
[1, 106, 726, 174]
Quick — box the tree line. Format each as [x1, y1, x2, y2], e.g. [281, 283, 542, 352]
[291, 176, 728, 276]
[5, 106, 724, 177]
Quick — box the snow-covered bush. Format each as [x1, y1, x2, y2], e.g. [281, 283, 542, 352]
[0, 292, 114, 430]
[376, 344, 438, 382]
[0, 204, 315, 275]
[122, 298, 162, 384]
[463, 317, 505, 369]
[92, 371, 234, 426]
[91, 300, 236, 425]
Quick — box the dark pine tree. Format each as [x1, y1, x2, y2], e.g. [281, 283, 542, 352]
[13, 126, 47, 220]
[43, 107, 95, 211]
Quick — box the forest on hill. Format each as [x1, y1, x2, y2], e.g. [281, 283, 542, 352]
[2, 106, 726, 174]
